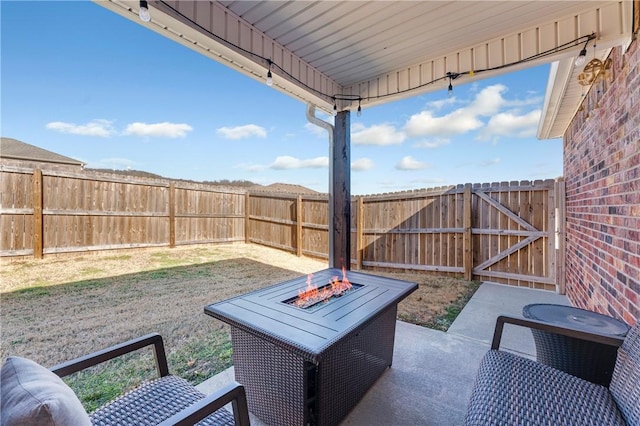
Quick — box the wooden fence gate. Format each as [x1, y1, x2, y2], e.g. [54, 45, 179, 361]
[354, 179, 564, 292]
[467, 180, 564, 291]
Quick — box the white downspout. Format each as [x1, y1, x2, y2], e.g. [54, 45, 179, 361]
[306, 103, 335, 266]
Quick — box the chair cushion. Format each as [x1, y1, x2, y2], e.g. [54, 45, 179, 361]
[610, 322, 640, 425]
[464, 350, 626, 426]
[0, 356, 91, 426]
[89, 375, 235, 426]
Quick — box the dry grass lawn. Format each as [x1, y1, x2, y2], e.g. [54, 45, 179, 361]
[0, 243, 478, 410]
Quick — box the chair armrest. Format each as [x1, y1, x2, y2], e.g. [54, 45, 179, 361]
[49, 333, 169, 378]
[491, 315, 625, 350]
[157, 382, 250, 426]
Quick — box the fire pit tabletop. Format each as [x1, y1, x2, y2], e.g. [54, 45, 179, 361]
[204, 268, 418, 362]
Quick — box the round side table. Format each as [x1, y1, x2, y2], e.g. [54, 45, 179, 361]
[522, 303, 630, 386]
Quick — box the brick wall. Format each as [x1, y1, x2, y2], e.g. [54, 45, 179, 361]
[563, 37, 639, 326]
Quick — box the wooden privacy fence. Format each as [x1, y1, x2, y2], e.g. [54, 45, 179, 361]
[1, 166, 565, 291]
[0, 166, 245, 257]
[246, 180, 565, 291]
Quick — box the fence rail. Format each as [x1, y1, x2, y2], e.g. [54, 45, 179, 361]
[0, 166, 564, 290]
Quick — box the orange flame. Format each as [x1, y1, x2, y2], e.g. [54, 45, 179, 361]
[295, 267, 352, 308]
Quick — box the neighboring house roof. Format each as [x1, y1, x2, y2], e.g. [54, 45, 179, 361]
[0, 137, 84, 167]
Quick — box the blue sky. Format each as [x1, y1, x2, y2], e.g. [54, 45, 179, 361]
[1, 1, 563, 195]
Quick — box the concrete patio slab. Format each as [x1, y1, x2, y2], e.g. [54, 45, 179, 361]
[197, 281, 571, 425]
[448, 282, 570, 357]
[340, 322, 487, 426]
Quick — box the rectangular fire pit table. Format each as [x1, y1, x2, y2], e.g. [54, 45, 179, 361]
[204, 268, 417, 426]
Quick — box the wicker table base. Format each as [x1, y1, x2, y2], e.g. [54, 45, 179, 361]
[232, 306, 397, 426]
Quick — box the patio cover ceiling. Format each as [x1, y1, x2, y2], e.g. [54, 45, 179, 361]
[98, 0, 633, 139]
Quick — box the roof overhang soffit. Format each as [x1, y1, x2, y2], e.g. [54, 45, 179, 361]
[538, 1, 633, 140]
[343, 1, 632, 110]
[97, 1, 632, 116]
[98, 0, 342, 113]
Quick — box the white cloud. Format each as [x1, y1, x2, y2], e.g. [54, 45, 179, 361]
[396, 156, 430, 170]
[236, 155, 328, 171]
[403, 84, 507, 137]
[480, 157, 501, 167]
[46, 119, 116, 137]
[479, 109, 541, 140]
[352, 124, 405, 146]
[305, 122, 331, 138]
[412, 137, 451, 148]
[352, 158, 374, 171]
[469, 84, 509, 114]
[123, 122, 192, 138]
[506, 96, 544, 108]
[404, 109, 483, 137]
[427, 97, 456, 110]
[216, 124, 267, 139]
[269, 156, 328, 170]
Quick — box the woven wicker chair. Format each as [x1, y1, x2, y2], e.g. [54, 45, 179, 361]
[49, 333, 250, 426]
[464, 316, 639, 426]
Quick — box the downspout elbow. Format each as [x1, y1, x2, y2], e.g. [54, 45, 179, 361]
[306, 104, 334, 142]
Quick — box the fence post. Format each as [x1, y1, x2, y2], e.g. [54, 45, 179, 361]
[245, 192, 251, 244]
[463, 184, 472, 280]
[296, 195, 303, 257]
[169, 183, 176, 248]
[356, 196, 364, 269]
[33, 169, 43, 259]
[555, 178, 566, 294]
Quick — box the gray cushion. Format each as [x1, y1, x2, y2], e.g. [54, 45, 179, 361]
[0, 356, 91, 426]
[610, 322, 640, 425]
